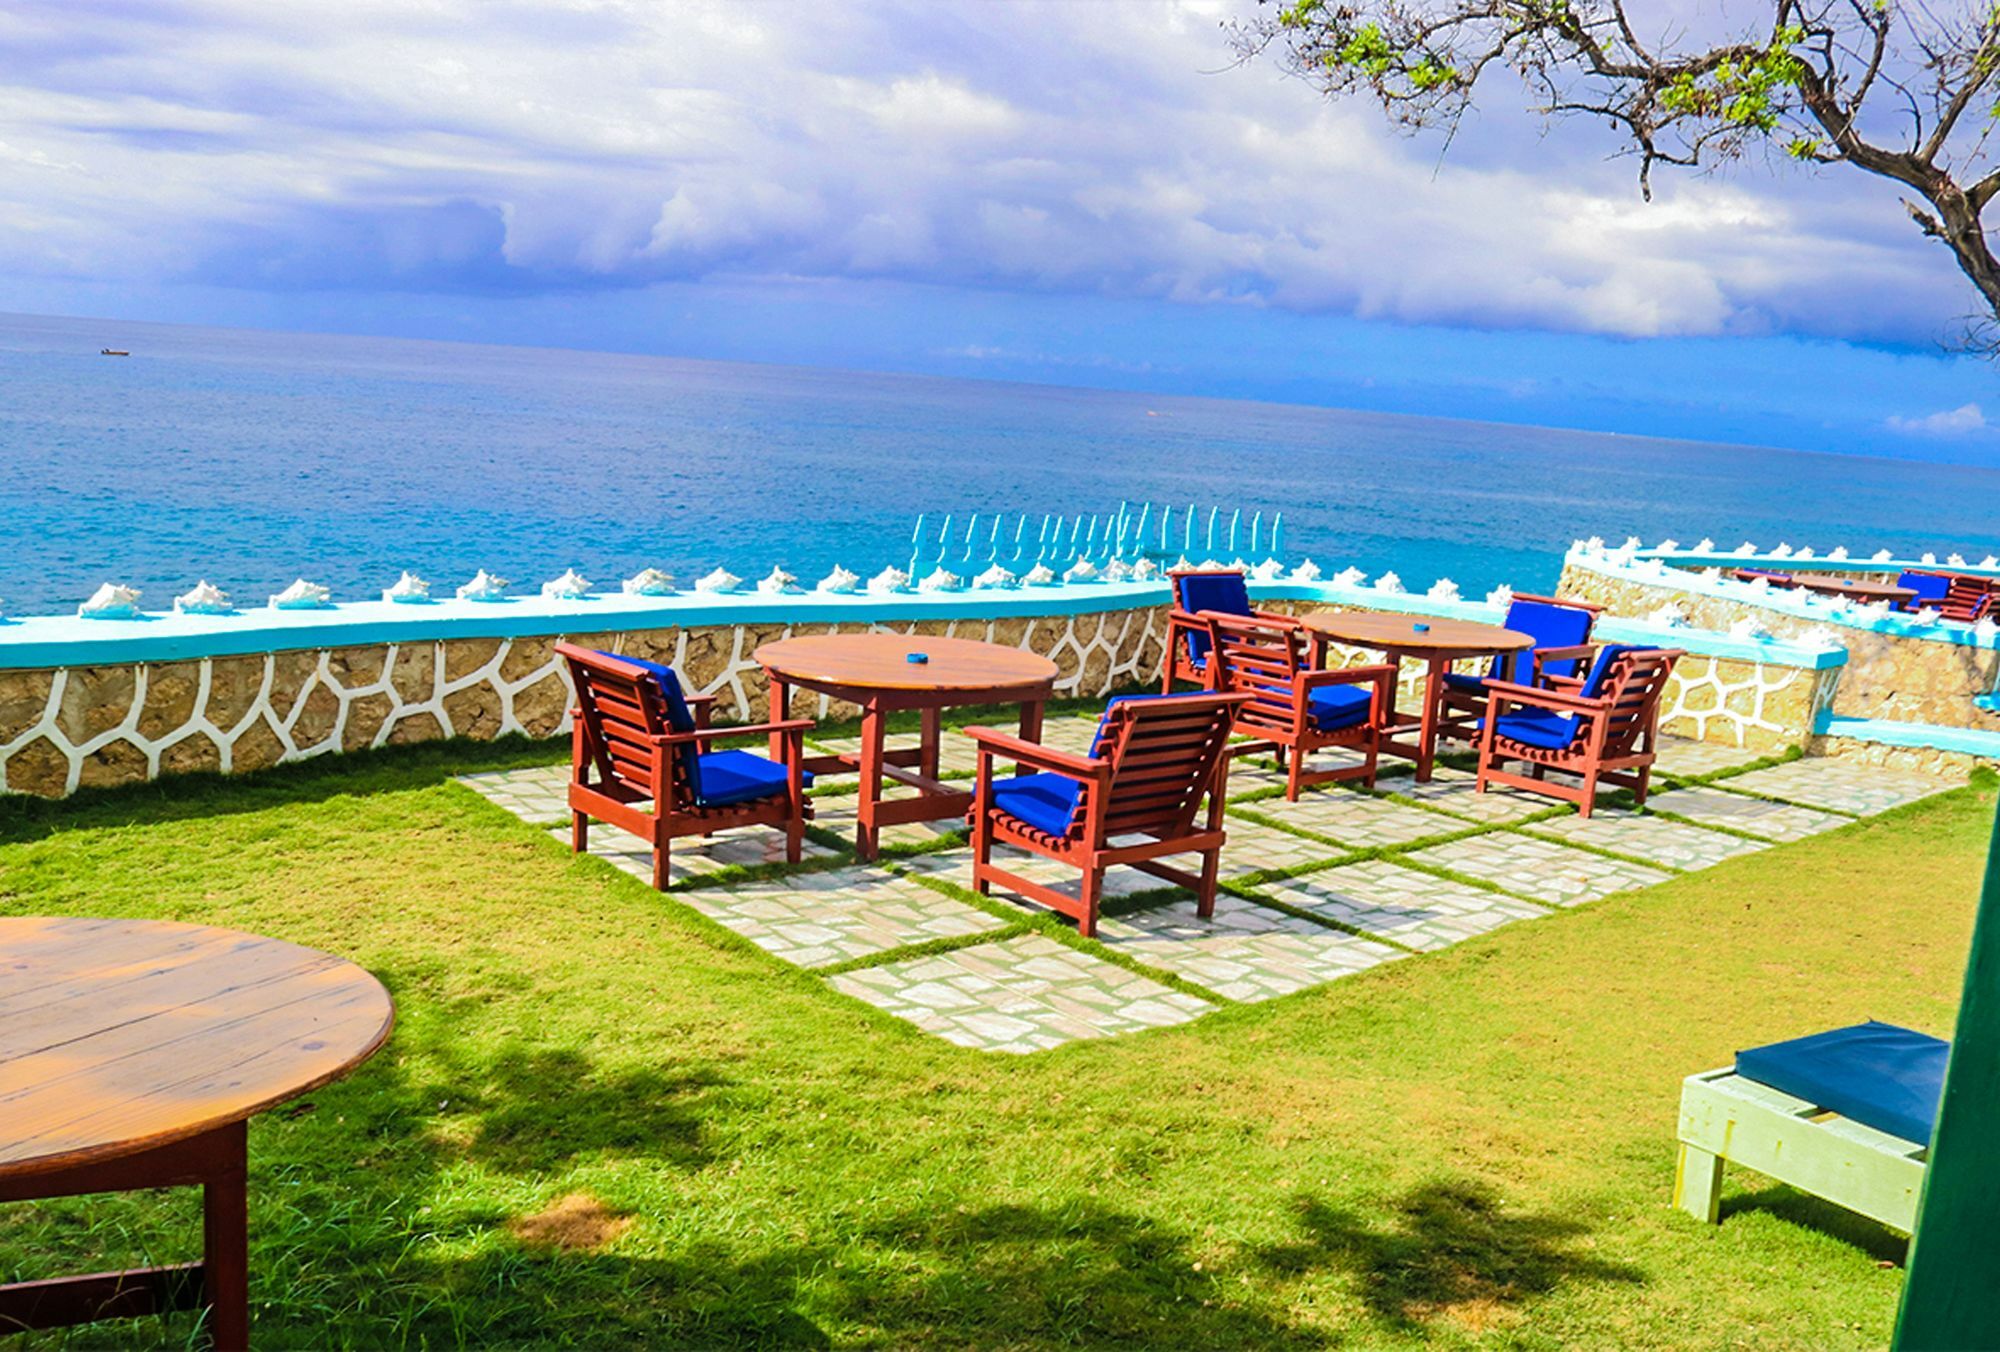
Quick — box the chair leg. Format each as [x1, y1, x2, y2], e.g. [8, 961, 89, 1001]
[971, 819, 993, 896]
[1198, 847, 1220, 920]
[1674, 1143, 1724, 1224]
[572, 809, 588, 853]
[1578, 769, 1599, 819]
[1078, 866, 1103, 938]
[1286, 748, 1304, 802]
[1634, 764, 1652, 807]
[785, 814, 802, 864]
[652, 837, 671, 891]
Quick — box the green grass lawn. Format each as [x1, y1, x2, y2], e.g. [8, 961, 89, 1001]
[0, 738, 1991, 1349]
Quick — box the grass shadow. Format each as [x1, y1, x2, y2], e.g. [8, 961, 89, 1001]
[1719, 1184, 1911, 1266]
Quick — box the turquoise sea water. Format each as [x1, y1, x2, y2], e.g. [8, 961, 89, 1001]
[2, 310, 1997, 617]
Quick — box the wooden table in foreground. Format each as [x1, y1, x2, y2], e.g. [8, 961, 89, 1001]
[1787, 575, 1918, 607]
[756, 634, 1059, 860]
[1298, 611, 1534, 782]
[0, 917, 394, 1349]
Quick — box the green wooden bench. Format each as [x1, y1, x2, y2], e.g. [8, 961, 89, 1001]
[1675, 1066, 1929, 1233]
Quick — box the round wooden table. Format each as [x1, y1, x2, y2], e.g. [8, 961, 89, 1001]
[756, 634, 1059, 859]
[1787, 574, 1917, 607]
[0, 916, 394, 1348]
[1298, 611, 1534, 782]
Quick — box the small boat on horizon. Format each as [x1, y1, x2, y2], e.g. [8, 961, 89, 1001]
[100, 348, 129, 357]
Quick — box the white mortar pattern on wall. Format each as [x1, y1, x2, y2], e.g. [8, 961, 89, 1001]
[1653, 653, 1809, 749]
[0, 609, 1168, 797]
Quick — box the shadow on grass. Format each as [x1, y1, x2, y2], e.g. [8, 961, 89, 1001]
[1720, 1184, 1910, 1266]
[1256, 1181, 1644, 1335]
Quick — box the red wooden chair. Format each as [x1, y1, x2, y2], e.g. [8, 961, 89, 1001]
[1473, 644, 1683, 818]
[1162, 568, 1283, 692]
[1199, 612, 1396, 800]
[1436, 592, 1603, 741]
[555, 644, 814, 889]
[1732, 568, 1799, 587]
[962, 692, 1248, 937]
[1934, 573, 1998, 623]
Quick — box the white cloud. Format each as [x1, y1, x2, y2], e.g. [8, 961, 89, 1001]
[1887, 403, 1988, 436]
[0, 0, 1972, 342]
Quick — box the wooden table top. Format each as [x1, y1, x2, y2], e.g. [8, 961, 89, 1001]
[1299, 610, 1535, 657]
[1789, 575, 1918, 603]
[755, 634, 1058, 694]
[0, 917, 394, 1178]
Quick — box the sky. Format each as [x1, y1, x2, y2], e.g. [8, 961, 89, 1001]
[2, 0, 1999, 461]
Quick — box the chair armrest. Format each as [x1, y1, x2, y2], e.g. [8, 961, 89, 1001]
[655, 719, 814, 747]
[962, 725, 1109, 779]
[1533, 643, 1596, 668]
[1298, 663, 1397, 691]
[1482, 680, 1606, 715]
[684, 692, 716, 729]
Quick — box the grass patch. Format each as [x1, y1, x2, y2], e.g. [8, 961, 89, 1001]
[0, 742, 1990, 1347]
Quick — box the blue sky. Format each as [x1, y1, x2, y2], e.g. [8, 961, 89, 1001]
[2, 0, 1998, 462]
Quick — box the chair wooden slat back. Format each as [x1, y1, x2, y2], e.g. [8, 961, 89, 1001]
[1593, 648, 1681, 752]
[1937, 575, 1997, 622]
[1086, 696, 1238, 840]
[1200, 613, 1310, 735]
[558, 647, 674, 800]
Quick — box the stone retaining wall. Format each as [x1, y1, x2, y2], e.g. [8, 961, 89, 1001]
[1558, 563, 1997, 731]
[0, 610, 1167, 798]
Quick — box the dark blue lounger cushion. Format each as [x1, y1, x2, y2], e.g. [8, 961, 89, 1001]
[1493, 598, 1596, 682]
[1176, 572, 1252, 666]
[592, 651, 806, 806]
[1735, 1020, 1948, 1146]
[1897, 571, 1952, 608]
[991, 772, 1084, 837]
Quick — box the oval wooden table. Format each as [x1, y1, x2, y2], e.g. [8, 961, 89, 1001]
[1297, 611, 1534, 782]
[755, 634, 1060, 860]
[1787, 574, 1918, 607]
[0, 916, 394, 1349]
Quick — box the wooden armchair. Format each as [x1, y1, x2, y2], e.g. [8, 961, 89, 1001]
[555, 644, 814, 889]
[1200, 613, 1396, 800]
[1162, 568, 1279, 692]
[1436, 592, 1603, 740]
[1473, 644, 1683, 818]
[963, 692, 1247, 937]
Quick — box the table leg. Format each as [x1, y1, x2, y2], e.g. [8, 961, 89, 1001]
[1017, 701, 1044, 775]
[202, 1120, 249, 1351]
[919, 707, 942, 781]
[766, 674, 791, 762]
[856, 700, 886, 861]
[1415, 658, 1445, 783]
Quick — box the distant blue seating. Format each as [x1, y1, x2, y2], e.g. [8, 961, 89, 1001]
[1735, 1021, 1946, 1147]
[1897, 570, 1953, 612]
[1163, 568, 1261, 691]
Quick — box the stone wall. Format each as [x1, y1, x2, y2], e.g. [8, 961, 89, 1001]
[0, 610, 1167, 798]
[1558, 563, 1998, 731]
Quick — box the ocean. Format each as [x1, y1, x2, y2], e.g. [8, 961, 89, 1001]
[2, 310, 1996, 616]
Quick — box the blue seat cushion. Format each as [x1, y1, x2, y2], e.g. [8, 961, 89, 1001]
[1305, 683, 1373, 732]
[1898, 572, 1952, 608]
[991, 772, 1083, 837]
[1482, 707, 1580, 750]
[1441, 671, 1488, 696]
[1735, 1021, 1947, 1147]
[1495, 598, 1596, 682]
[1177, 572, 1252, 665]
[692, 748, 808, 808]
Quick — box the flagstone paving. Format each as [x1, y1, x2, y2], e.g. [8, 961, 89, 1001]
[1647, 786, 1850, 842]
[1238, 787, 1467, 849]
[675, 867, 1006, 968]
[1405, 833, 1672, 906]
[1527, 809, 1769, 871]
[1652, 736, 1771, 779]
[1715, 760, 1959, 817]
[1093, 894, 1403, 1000]
[462, 738, 1966, 1054]
[829, 933, 1212, 1052]
[461, 765, 571, 824]
[810, 730, 985, 777]
[1385, 768, 1558, 824]
[1258, 861, 1548, 951]
[549, 822, 842, 884]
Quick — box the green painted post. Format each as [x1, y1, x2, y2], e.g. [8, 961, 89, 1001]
[1894, 801, 2000, 1348]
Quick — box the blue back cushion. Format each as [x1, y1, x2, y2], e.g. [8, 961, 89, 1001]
[1579, 644, 1642, 698]
[1496, 598, 1595, 682]
[1736, 1021, 1948, 1146]
[592, 651, 701, 798]
[1898, 571, 1951, 605]
[1177, 572, 1252, 665]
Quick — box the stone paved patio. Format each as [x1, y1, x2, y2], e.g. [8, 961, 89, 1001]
[1093, 894, 1403, 1001]
[461, 736, 1967, 1054]
[1405, 833, 1672, 906]
[829, 933, 1212, 1052]
[1258, 861, 1548, 951]
[1647, 786, 1849, 842]
[1651, 736, 1771, 779]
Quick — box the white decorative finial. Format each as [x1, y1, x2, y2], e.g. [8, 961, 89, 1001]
[1827, 546, 1849, 561]
[1728, 616, 1773, 641]
[174, 580, 232, 615]
[383, 571, 430, 604]
[973, 563, 1018, 589]
[1064, 558, 1101, 583]
[622, 568, 676, 596]
[1646, 602, 1689, 628]
[1485, 584, 1514, 609]
[816, 565, 860, 594]
[694, 567, 742, 594]
[1373, 571, 1406, 595]
[1871, 549, 1893, 563]
[542, 569, 592, 600]
[757, 566, 800, 595]
[867, 566, 911, 595]
[917, 566, 964, 593]
[1332, 566, 1368, 588]
[1021, 562, 1058, 587]
[1425, 577, 1460, 601]
[1289, 559, 1322, 582]
[79, 583, 142, 619]
[1656, 538, 1680, 552]
[456, 570, 510, 602]
[1130, 559, 1161, 581]
[1694, 538, 1716, 553]
[270, 578, 332, 610]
